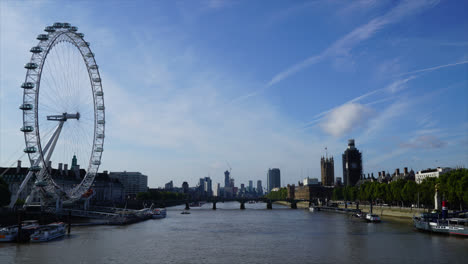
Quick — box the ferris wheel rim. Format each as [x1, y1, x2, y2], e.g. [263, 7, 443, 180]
[21, 22, 105, 202]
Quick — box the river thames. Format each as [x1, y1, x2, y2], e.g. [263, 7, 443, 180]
[0, 202, 467, 264]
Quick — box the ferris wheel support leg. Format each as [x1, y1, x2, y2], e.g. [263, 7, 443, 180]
[9, 122, 64, 208]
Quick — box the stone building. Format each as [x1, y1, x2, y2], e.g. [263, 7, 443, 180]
[321, 156, 335, 186]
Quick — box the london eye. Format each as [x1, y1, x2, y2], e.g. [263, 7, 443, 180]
[10, 22, 105, 207]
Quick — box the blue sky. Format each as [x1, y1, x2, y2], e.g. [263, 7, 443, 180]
[1, 0, 467, 188]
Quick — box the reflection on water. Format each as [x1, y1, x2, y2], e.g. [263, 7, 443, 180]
[1, 202, 467, 264]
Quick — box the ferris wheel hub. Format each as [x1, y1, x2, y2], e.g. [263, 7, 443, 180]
[47, 112, 80, 121]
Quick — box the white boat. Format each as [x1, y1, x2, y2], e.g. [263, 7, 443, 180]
[309, 207, 315, 212]
[366, 214, 381, 223]
[152, 208, 167, 219]
[30, 222, 66, 242]
[0, 220, 39, 242]
[181, 210, 190, 215]
[414, 214, 468, 236]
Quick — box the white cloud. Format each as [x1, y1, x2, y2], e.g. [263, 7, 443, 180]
[319, 103, 373, 137]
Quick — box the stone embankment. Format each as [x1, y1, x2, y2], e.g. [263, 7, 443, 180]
[338, 204, 426, 219]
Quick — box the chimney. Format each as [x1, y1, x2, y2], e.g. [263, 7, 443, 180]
[48, 161, 52, 173]
[404, 167, 408, 175]
[382, 171, 386, 178]
[103, 170, 108, 175]
[64, 164, 68, 176]
[378, 172, 382, 177]
[371, 173, 374, 178]
[58, 163, 63, 174]
[16, 160, 22, 174]
[396, 168, 400, 175]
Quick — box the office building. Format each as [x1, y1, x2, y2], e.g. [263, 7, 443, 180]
[204, 177, 212, 196]
[109, 171, 148, 198]
[267, 168, 281, 192]
[342, 139, 362, 187]
[257, 180, 263, 195]
[248, 180, 253, 192]
[415, 167, 452, 184]
[224, 170, 230, 188]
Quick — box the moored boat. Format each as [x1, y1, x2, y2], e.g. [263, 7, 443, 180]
[365, 214, 381, 223]
[30, 222, 66, 242]
[413, 214, 468, 237]
[152, 208, 167, 219]
[0, 220, 40, 242]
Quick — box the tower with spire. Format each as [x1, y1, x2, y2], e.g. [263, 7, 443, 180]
[321, 147, 335, 186]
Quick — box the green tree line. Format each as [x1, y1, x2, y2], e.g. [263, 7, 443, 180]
[332, 169, 468, 210]
[265, 188, 287, 200]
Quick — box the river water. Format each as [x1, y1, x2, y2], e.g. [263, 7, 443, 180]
[0, 202, 467, 264]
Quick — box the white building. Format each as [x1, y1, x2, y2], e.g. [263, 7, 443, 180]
[213, 183, 221, 197]
[109, 171, 148, 197]
[415, 167, 452, 184]
[303, 177, 319, 186]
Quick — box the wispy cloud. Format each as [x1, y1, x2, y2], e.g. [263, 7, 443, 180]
[398, 60, 468, 76]
[266, 0, 438, 87]
[303, 76, 415, 129]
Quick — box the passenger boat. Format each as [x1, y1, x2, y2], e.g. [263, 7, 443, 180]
[152, 208, 167, 219]
[181, 210, 190, 215]
[365, 214, 381, 223]
[413, 214, 468, 237]
[0, 220, 40, 242]
[309, 207, 315, 212]
[30, 222, 66, 242]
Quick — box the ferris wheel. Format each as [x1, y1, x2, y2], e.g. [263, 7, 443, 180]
[9, 22, 105, 207]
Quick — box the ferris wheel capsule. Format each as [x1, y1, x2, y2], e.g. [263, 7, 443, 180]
[24, 63, 38, 69]
[63, 23, 71, 28]
[21, 82, 35, 89]
[70, 26, 78, 32]
[53, 22, 64, 28]
[44, 26, 55, 33]
[30, 46, 43, 53]
[20, 126, 34, 132]
[37, 34, 49, 41]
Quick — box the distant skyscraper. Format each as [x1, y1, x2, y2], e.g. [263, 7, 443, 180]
[224, 170, 230, 188]
[248, 180, 253, 192]
[182, 181, 189, 193]
[257, 180, 263, 195]
[199, 178, 205, 194]
[342, 139, 362, 187]
[267, 168, 281, 192]
[321, 156, 335, 186]
[213, 183, 220, 197]
[204, 177, 212, 196]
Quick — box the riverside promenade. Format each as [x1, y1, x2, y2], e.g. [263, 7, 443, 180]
[275, 201, 428, 222]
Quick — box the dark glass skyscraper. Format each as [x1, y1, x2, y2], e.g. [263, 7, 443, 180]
[224, 170, 230, 188]
[342, 139, 362, 187]
[267, 168, 281, 192]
